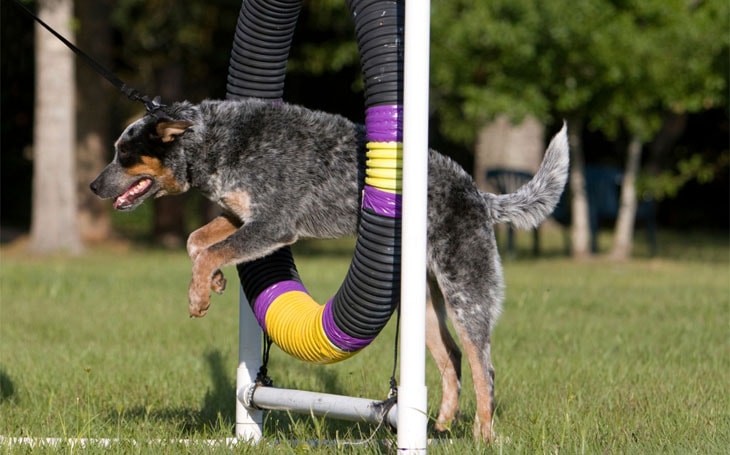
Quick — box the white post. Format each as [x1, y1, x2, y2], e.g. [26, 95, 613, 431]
[235, 287, 263, 441]
[398, 0, 430, 452]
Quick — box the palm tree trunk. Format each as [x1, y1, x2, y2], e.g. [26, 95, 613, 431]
[29, 0, 82, 254]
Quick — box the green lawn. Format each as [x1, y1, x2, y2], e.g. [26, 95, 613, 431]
[0, 230, 728, 453]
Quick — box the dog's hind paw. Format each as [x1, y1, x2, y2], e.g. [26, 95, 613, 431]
[211, 270, 226, 294]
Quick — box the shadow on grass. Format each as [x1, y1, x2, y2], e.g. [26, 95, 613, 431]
[103, 350, 236, 436]
[98, 347, 480, 441]
[0, 369, 16, 403]
[195, 350, 237, 432]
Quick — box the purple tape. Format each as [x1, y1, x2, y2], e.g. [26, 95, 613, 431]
[365, 105, 403, 142]
[362, 186, 402, 218]
[253, 280, 308, 331]
[322, 300, 374, 352]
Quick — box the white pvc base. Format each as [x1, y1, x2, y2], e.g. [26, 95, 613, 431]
[240, 385, 398, 428]
[234, 288, 398, 441]
[235, 288, 263, 441]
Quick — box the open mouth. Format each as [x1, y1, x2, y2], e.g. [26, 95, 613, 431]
[114, 178, 153, 210]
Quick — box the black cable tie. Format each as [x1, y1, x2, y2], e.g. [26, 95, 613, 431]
[256, 333, 274, 387]
[373, 395, 398, 433]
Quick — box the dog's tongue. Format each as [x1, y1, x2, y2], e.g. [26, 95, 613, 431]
[114, 178, 152, 210]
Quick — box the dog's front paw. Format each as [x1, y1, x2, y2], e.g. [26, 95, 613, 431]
[189, 298, 210, 318]
[211, 270, 227, 294]
[189, 280, 211, 318]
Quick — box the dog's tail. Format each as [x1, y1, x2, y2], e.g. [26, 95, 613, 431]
[485, 123, 570, 230]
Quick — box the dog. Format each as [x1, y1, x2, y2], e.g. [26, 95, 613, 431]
[90, 98, 569, 441]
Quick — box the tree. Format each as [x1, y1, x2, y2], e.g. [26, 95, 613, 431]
[29, 0, 82, 254]
[430, 0, 728, 259]
[602, 1, 729, 259]
[430, 0, 599, 258]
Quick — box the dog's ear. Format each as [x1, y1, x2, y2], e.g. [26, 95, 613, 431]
[155, 120, 193, 143]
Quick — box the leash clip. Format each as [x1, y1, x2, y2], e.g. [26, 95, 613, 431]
[120, 84, 164, 114]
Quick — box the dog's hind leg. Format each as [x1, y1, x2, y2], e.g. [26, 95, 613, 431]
[187, 215, 241, 294]
[426, 279, 462, 433]
[449, 309, 496, 442]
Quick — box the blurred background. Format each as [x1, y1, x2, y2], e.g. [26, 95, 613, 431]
[1, 0, 728, 259]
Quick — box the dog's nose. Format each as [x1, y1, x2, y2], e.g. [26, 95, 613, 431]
[89, 179, 99, 194]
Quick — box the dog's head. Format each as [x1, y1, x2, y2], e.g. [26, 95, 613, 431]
[90, 108, 194, 211]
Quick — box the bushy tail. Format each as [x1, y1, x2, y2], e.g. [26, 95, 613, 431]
[486, 123, 570, 230]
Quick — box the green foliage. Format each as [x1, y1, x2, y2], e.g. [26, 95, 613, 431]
[431, 0, 549, 143]
[586, 0, 729, 140]
[640, 150, 730, 200]
[287, 0, 360, 76]
[110, 0, 242, 101]
[430, 0, 729, 144]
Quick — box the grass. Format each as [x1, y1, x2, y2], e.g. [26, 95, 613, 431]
[0, 228, 728, 453]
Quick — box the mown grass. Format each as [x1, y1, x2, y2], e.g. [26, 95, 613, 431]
[0, 228, 728, 453]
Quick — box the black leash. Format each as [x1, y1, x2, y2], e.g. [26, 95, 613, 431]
[9, 0, 162, 113]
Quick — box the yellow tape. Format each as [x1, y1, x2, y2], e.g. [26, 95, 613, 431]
[366, 158, 403, 170]
[264, 291, 354, 364]
[366, 142, 403, 192]
[365, 176, 402, 191]
[366, 168, 402, 179]
[366, 142, 403, 160]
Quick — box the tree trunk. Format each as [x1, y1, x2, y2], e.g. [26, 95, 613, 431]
[75, 0, 112, 242]
[567, 116, 591, 259]
[610, 136, 643, 260]
[29, 0, 82, 254]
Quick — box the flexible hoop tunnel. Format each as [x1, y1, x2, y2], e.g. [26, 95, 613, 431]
[230, 0, 404, 364]
[226, 0, 302, 99]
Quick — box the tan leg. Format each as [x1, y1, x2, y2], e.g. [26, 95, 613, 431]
[188, 216, 292, 318]
[187, 215, 241, 260]
[425, 284, 462, 432]
[188, 242, 240, 317]
[451, 320, 495, 442]
[186, 215, 241, 317]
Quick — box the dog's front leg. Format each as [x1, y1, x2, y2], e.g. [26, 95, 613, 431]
[188, 222, 295, 318]
[187, 215, 242, 295]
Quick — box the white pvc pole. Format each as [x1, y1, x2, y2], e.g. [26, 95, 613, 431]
[241, 386, 398, 428]
[398, 0, 430, 452]
[235, 287, 263, 441]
